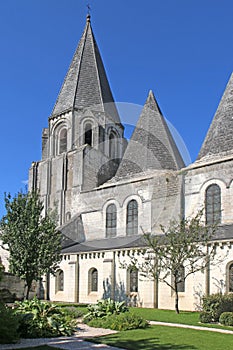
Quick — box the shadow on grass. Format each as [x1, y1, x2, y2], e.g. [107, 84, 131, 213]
[88, 336, 197, 350]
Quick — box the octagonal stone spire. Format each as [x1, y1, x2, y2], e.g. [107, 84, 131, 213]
[115, 90, 185, 178]
[52, 15, 120, 123]
[197, 73, 233, 161]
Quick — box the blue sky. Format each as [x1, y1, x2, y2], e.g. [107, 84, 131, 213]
[0, 0, 233, 217]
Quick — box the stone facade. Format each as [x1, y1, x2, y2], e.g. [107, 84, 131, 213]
[2, 15, 233, 311]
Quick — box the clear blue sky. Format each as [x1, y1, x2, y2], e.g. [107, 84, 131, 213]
[0, 0, 233, 217]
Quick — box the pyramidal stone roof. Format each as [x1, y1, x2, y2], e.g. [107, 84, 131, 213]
[197, 73, 233, 161]
[52, 15, 120, 123]
[115, 91, 185, 178]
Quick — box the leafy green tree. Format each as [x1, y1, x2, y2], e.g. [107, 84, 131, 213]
[0, 191, 61, 299]
[122, 212, 217, 314]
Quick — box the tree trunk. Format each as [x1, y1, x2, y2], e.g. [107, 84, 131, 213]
[25, 279, 33, 300]
[175, 291, 179, 314]
[175, 283, 180, 314]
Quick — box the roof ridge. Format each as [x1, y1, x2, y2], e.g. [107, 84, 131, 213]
[52, 22, 87, 115]
[71, 17, 90, 111]
[91, 22, 105, 112]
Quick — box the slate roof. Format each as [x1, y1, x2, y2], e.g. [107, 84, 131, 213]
[61, 223, 233, 254]
[62, 235, 147, 253]
[52, 15, 120, 123]
[60, 214, 85, 248]
[115, 90, 185, 178]
[197, 73, 233, 161]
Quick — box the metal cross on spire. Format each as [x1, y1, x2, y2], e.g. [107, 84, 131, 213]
[87, 3, 91, 15]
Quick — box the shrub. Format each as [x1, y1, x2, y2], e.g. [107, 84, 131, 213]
[219, 312, 233, 326]
[14, 297, 77, 338]
[0, 302, 20, 344]
[61, 306, 84, 319]
[199, 311, 213, 324]
[84, 298, 128, 322]
[88, 312, 149, 331]
[201, 294, 233, 322]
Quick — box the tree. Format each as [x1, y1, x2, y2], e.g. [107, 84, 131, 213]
[0, 191, 62, 299]
[122, 212, 217, 314]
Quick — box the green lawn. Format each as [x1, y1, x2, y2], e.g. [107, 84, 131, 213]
[129, 307, 233, 330]
[130, 308, 199, 325]
[56, 303, 233, 330]
[17, 307, 233, 350]
[89, 325, 233, 350]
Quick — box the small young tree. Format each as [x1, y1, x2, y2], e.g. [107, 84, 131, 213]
[0, 191, 62, 299]
[122, 212, 217, 314]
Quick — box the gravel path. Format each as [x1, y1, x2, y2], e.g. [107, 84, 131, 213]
[150, 321, 233, 334]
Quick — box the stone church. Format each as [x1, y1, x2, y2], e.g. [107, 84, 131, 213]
[27, 15, 233, 310]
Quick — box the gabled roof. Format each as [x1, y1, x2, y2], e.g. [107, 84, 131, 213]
[115, 91, 185, 178]
[197, 73, 233, 161]
[52, 15, 120, 123]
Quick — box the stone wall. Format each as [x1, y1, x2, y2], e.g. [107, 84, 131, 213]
[0, 273, 43, 302]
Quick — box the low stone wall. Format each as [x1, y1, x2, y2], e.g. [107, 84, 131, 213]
[0, 273, 42, 302]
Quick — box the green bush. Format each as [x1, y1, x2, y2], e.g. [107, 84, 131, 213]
[84, 298, 128, 322]
[14, 297, 77, 338]
[88, 312, 149, 331]
[201, 294, 233, 322]
[61, 306, 85, 319]
[219, 312, 233, 326]
[0, 302, 20, 344]
[199, 311, 213, 324]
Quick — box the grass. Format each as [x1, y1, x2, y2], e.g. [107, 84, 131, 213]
[129, 307, 233, 330]
[88, 325, 233, 350]
[54, 302, 88, 315]
[130, 308, 199, 325]
[10, 306, 233, 350]
[56, 304, 233, 331]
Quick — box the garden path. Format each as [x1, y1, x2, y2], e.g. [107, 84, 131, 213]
[150, 321, 233, 334]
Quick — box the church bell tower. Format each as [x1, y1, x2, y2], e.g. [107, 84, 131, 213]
[29, 15, 127, 225]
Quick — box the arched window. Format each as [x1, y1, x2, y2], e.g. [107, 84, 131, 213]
[59, 128, 67, 154]
[66, 212, 71, 222]
[56, 269, 64, 292]
[99, 126, 105, 152]
[128, 268, 138, 292]
[106, 204, 117, 237]
[229, 263, 233, 292]
[205, 184, 221, 225]
[89, 268, 98, 292]
[177, 266, 185, 293]
[126, 200, 138, 235]
[84, 123, 92, 146]
[109, 131, 117, 159]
